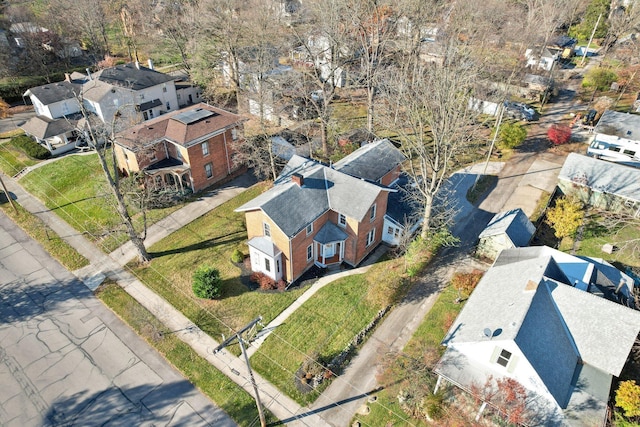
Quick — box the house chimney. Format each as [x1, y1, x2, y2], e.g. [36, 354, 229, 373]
[135, 61, 140, 70]
[64, 73, 71, 82]
[292, 173, 304, 186]
[147, 58, 154, 70]
[86, 68, 92, 81]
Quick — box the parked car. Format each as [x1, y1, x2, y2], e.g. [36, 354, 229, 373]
[504, 101, 536, 121]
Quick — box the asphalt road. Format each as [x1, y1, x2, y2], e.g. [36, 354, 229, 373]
[0, 211, 236, 427]
[0, 111, 35, 135]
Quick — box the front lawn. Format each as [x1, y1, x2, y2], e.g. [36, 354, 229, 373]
[574, 212, 640, 269]
[130, 183, 307, 341]
[19, 152, 185, 252]
[0, 137, 41, 176]
[250, 273, 385, 405]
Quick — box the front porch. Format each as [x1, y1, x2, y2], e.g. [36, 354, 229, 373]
[313, 222, 348, 268]
[145, 158, 193, 193]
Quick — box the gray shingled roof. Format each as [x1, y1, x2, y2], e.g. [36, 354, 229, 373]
[479, 208, 535, 247]
[93, 63, 175, 91]
[248, 236, 282, 257]
[559, 153, 640, 202]
[442, 245, 640, 379]
[594, 109, 640, 140]
[333, 139, 405, 182]
[20, 116, 76, 139]
[24, 81, 81, 105]
[236, 155, 386, 237]
[313, 222, 348, 244]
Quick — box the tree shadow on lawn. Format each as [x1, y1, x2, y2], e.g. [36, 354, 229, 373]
[148, 230, 246, 258]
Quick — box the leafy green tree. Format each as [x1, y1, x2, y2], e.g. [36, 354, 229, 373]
[582, 67, 618, 91]
[498, 122, 527, 149]
[192, 266, 222, 299]
[570, 0, 609, 40]
[545, 197, 584, 239]
[615, 380, 640, 418]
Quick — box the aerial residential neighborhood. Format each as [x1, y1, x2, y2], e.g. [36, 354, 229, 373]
[2, 0, 640, 426]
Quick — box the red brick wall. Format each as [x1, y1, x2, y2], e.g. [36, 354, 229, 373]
[186, 130, 240, 192]
[380, 165, 402, 186]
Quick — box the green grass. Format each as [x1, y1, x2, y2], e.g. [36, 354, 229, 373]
[19, 152, 185, 252]
[354, 285, 465, 426]
[130, 183, 307, 342]
[0, 137, 41, 176]
[575, 213, 640, 268]
[0, 202, 89, 270]
[250, 274, 385, 405]
[96, 281, 277, 426]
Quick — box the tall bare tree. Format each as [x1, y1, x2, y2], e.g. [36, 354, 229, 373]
[380, 36, 480, 239]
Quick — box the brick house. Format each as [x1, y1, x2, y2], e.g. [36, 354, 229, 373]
[114, 103, 246, 193]
[235, 139, 409, 283]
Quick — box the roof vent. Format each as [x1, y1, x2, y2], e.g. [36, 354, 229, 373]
[292, 173, 304, 186]
[627, 130, 632, 136]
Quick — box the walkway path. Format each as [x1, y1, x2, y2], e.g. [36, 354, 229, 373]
[1, 172, 330, 426]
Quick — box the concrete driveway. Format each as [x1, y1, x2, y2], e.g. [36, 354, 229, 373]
[0, 211, 235, 427]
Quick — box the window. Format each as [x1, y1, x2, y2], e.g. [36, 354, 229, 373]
[387, 226, 394, 235]
[338, 214, 346, 227]
[370, 203, 376, 221]
[366, 228, 375, 247]
[231, 128, 238, 140]
[166, 102, 170, 110]
[306, 223, 313, 235]
[609, 146, 621, 152]
[148, 110, 154, 118]
[163, 86, 167, 93]
[623, 149, 636, 156]
[201, 142, 209, 156]
[307, 244, 313, 261]
[276, 260, 280, 273]
[496, 349, 512, 367]
[204, 163, 213, 178]
[263, 222, 271, 237]
[265, 258, 271, 272]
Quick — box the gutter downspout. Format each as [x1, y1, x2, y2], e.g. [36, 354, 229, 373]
[223, 130, 231, 174]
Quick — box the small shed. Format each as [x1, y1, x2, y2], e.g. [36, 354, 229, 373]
[477, 208, 535, 260]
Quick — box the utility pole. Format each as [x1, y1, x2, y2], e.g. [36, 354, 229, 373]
[213, 316, 266, 427]
[580, 13, 602, 67]
[0, 173, 17, 213]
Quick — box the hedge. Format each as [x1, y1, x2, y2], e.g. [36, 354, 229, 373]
[11, 135, 51, 160]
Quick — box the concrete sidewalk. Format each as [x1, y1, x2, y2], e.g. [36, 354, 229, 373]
[1, 172, 330, 427]
[109, 173, 257, 265]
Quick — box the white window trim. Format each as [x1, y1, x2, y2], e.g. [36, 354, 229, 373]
[370, 203, 376, 221]
[366, 228, 375, 247]
[338, 213, 346, 227]
[306, 223, 313, 235]
[205, 162, 213, 179]
[201, 142, 209, 156]
[307, 244, 313, 261]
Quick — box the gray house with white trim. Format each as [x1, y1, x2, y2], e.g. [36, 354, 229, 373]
[435, 246, 640, 426]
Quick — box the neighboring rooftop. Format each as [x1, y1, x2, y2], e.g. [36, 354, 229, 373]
[20, 115, 78, 139]
[24, 81, 81, 105]
[559, 153, 640, 202]
[594, 110, 640, 140]
[334, 139, 406, 182]
[479, 208, 535, 247]
[92, 63, 175, 91]
[116, 103, 245, 150]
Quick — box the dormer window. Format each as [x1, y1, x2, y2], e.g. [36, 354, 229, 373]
[496, 349, 511, 367]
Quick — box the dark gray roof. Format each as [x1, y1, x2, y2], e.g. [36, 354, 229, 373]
[236, 155, 386, 237]
[313, 222, 348, 244]
[385, 174, 420, 226]
[20, 116, 76, 139]
[333, 139, 405, 182]
[479, 208, 535, 247]
[559, 153, 640, 203]
[93, 63, 175, 91]
[24, 81, 81, 105]
[594, 109, 640, 140]
[139, 98, 162, 111]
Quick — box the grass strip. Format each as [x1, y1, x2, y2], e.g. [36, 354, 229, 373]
[96, 281, 277, 426]
[1, 202, 89, 270]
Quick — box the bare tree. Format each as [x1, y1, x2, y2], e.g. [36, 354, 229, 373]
[380, 36, 480, 239]
[77, 101, 151, 263]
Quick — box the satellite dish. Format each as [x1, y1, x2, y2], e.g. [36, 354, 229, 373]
[493, 328, 503, 338]
[483, 328, 492, 338]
